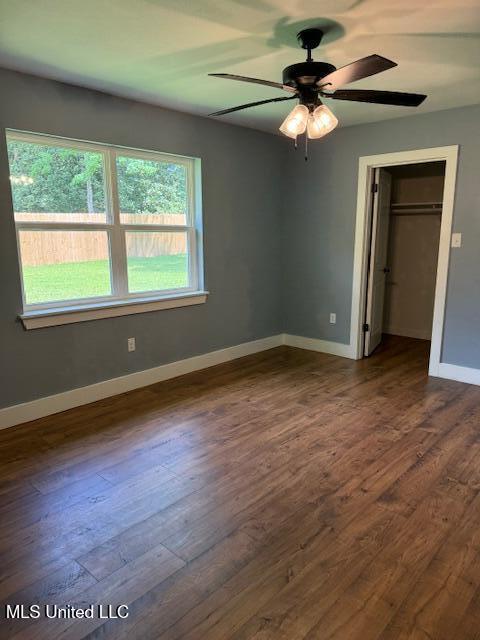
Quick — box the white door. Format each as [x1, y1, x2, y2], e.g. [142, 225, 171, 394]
[364, 168, 392, 356]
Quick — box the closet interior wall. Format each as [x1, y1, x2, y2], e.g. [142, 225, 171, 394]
[383, 161, 446, 340]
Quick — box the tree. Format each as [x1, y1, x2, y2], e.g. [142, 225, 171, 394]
[116, 156, 187, 214]
[7, 140, 187, 215]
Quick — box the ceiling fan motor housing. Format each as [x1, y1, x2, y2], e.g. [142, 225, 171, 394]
[282, 61, 336, 88]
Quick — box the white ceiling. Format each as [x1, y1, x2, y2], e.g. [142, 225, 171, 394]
[0, 0, 479, 133]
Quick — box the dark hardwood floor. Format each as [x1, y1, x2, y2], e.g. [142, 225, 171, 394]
[1, 335, 480, 639]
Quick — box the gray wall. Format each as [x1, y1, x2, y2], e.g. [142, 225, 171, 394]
[0, 68, 286, 409]
[1, 66, 479, 412]
[282, 104, 480, 369]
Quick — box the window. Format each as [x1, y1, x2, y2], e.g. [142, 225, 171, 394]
[6, 131, 204, 325]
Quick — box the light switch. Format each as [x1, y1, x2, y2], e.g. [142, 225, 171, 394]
[451, 233, 462, 248]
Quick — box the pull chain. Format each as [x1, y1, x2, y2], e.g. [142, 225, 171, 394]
[304, 131, 308, 162]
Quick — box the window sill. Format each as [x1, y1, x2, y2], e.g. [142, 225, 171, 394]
[20, 291, 209, 330]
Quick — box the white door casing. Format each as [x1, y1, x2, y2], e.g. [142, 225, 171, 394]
[364, 168, 392, 356]
[350, 145, 459, 376]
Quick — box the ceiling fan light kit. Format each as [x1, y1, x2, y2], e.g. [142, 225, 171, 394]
[306, 104, 338, 139]
[280, 102, 338, 140]
[209, 26, 426, 155]
[279, 104, 308, 138]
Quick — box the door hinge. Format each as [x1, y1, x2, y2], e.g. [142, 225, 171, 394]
[363, 323, 369, 332]
[371, 183, 378, 193]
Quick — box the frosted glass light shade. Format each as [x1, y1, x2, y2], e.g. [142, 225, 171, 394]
[307, 104, 338, 139]
[279, 104, 309, 139]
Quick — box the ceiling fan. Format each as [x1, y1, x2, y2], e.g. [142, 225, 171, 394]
[208, 28, 426, 148]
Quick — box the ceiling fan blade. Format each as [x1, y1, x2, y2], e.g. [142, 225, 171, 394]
[209, 95, 296, 116]
[317, 55, 397, 90]
[209, 73, 296, 93]
[326, 89, 427, 107]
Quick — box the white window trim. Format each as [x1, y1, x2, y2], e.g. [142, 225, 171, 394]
[20, 291, 209, 329]
[7, 129, 206, 328]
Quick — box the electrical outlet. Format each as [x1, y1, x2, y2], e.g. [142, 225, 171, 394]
[329, 313, 336, 324]
[451, 233, 462, 248]
[127, 337, 136, 352]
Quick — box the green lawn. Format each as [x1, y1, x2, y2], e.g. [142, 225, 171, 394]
[22, 255, 188, 304]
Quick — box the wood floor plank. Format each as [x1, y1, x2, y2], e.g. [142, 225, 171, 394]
[0, 336, 479, 640]
[374, 491, 480, 640]
[12, 544, 184, 640]
[155, 505, 408, 640]
[0, 561, 98, 638]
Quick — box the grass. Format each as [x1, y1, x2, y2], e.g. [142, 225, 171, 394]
[22, 255, 189, 304]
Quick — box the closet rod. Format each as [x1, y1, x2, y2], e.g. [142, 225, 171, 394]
[390, 201, 442, 216]
[391, 209, 442, 216]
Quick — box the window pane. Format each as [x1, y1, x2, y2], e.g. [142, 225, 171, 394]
[126, 231, 189, 293]
[18, 230, 111, 304]
[117, 155, 188, 225]
[7, 139, 107, 223]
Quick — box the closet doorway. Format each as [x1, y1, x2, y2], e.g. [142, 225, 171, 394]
[350, 146, 459, 376]
[364, 161, 445, 356]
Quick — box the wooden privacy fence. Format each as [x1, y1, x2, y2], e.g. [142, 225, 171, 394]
[16, 213, 187, 266]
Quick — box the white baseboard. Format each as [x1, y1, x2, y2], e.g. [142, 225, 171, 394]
[284, 334, 355, 359]
[11, 332, 474, 431]
[0, 334, 284, 430]
[435, 362, 480, 386]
